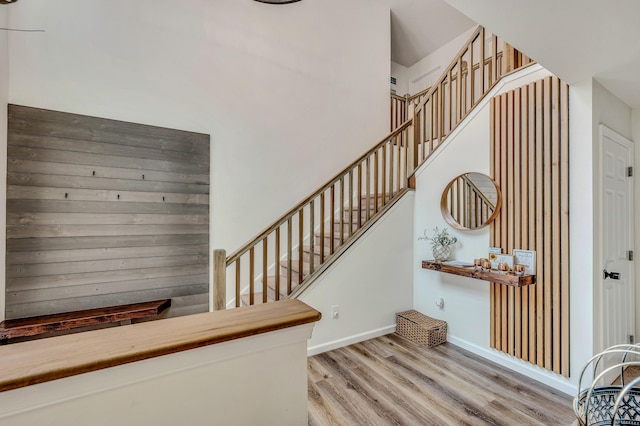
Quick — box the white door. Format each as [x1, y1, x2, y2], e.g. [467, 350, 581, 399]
[600, 125, 635, 351]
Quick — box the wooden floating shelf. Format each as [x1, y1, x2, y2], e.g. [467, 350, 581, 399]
[421, 260, 536, 287]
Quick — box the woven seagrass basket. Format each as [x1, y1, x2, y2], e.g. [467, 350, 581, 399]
[396, 310, 447, 347]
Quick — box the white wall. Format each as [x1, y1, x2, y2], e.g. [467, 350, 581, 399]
[406, 26, 475, 95]
[302, 193, 414, 355]
[0, 323, 315, 425]
[5, 0, 391, 305]
[413, 104, 491, 347]
[593, 80, 632, 140]
[390, 26, 475, 98]
[569, 79, 595, 388]
[0, 8, 8, 322]
[391, 61, 408, 96]
[412, 65, 591, 394]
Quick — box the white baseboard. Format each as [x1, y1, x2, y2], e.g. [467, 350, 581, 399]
[447, 335, 577, 396]
[306, 327, 577, 396]
[307, 325, 396, 356]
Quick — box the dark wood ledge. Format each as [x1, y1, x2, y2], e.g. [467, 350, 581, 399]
[422, 260, 536, 287]
[0, 299, 171, 342]
[0, 299, 321, 392]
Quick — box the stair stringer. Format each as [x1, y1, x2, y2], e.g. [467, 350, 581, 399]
[300, 190, 415, 356]
[230, 66, 551, 309]
[230, 190, 389, 308]
[286, 188, 410, 301]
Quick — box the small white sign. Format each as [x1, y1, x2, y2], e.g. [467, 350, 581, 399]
[489, 247, 502, 269]
[513, 249, 536, 275]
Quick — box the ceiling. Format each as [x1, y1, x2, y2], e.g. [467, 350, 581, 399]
[441, 0, 640, 108]
[386, 0, 640, 108]
[383, 0, 476, 67]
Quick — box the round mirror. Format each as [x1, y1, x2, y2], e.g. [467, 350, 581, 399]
[440, 172, 501, 230]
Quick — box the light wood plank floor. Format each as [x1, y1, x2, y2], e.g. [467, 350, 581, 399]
[308, 333, 575, 425]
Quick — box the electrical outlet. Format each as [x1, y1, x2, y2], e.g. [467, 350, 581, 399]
[331, 305, 339, 319]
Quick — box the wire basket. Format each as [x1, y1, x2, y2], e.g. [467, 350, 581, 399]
[574, 344, 640, 425]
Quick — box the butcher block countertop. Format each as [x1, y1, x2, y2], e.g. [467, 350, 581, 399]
[0, 299, 321, 392]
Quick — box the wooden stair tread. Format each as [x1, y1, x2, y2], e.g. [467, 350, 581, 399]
[315, 230, 350, 238]
[241, 274, 302, 306]
[303, 244, 333, 255]
[241, 289, 288, 306]
[356, 203, 387, 210]
[303, 243, 329, 252]
[266, 275, 299, 295]
[239, 191, 404, 308]
[280, 260, 312, 278]
[332, 222, 360, 230]
[359, 193, 395, 201]
[343, 209, 377, 219]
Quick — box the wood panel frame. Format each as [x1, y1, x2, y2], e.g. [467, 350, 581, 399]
[6, 105, 210, 320]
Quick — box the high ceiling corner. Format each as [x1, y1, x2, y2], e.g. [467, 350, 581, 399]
[383, 0, 476, 67]
[443, 0, 640, 108]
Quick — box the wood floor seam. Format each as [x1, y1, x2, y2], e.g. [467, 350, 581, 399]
[308, 334, 575, 426]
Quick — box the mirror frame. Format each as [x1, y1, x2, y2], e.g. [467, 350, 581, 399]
[440, 172, 502, 231]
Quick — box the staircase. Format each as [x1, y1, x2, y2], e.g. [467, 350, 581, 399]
[215, 25, 535, 309]
[240, 194, 392, 306]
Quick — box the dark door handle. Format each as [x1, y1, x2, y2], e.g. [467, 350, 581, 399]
[604, 269, 621, 280]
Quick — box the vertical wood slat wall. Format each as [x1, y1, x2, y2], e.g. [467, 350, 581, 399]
[490, 77, 569, 376]
[6, 105, 210, 320]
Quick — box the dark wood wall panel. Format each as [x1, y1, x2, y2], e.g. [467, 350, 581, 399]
[8, 265, 205, 291]
[490, 76, 569, 377]
[7, 234, 209, 251]
[8, 159, 209, 184]
[6, 105, 210, 320]
[8, 200, 208, 214]
[8, 173, 208, 194]
[8, 145, 209, 174]
[9, 106, 210, 151]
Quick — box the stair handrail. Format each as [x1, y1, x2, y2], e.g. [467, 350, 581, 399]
[225, 24, 535, 308]
[408, 86, 432, 104]
[225, 118, 414, 307]
[390, 87, 431, 132]
[225, 118, 413, 266]
[390, 25, 487, 136]
[409, 25, 534, 169]
[414, 25, 484, 114]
